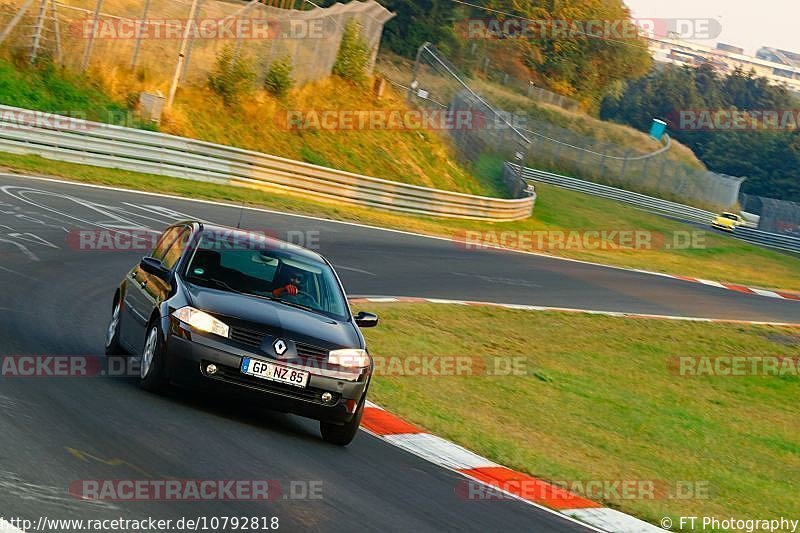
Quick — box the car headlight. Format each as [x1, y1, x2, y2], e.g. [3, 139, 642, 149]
[172, 306, 230, 338]
[328, 348, 371, 368]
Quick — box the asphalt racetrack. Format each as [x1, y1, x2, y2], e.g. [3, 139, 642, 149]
[0, 173, 797, 532]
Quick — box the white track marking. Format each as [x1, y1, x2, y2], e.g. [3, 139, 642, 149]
[6, 232, 58, 248]
[562, 508, 665, 532]
[382, 433, 499, 470]
[335, 265, 377, 276]
[348, 296, 800, 327]
[1, 174, 798, 302]
[0, 186, 158, 235]
[696, 279, 727, 289]
[0, 265, 40, 281]
[0, 238, 38, 261]
[750, 288, 783, 299]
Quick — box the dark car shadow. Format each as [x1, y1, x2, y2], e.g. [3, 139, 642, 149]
[110, 369, 323, 444]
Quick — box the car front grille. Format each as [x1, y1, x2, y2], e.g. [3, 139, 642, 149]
[207, 362, 339, 405]
[295, 342, 329, 361]
[229, 327, 331, 362]
[229, 327, 264, 349]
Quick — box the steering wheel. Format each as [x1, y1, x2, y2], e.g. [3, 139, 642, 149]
[296, 290, 320, 308]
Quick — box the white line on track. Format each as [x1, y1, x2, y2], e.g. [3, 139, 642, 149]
[3, 173, 791, 299]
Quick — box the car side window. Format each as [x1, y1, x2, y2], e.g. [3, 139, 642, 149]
[151, 227, 182, 261]
[161, 227, 192, 271]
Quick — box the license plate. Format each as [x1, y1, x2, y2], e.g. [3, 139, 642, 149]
[240, 357, 309, 388]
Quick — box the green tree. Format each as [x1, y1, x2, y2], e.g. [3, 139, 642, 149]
[333, 19, 370, 85]
[264, 56, 294, 97]
[208, 46, 255, 106]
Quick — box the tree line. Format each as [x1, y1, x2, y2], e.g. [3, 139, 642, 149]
[600, 64, 800, 202]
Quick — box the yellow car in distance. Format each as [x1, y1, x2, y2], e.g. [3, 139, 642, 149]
[711, 212, 746, 232]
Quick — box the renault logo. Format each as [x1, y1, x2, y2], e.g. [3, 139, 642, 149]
[273, 339, 287, 356]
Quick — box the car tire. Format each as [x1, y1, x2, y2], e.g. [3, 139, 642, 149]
[320, 396, 365, 446]
[139, 322, 167, 392]
[104, 299, 127, 356]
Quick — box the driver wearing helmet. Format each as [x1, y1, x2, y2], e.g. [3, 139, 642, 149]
[272, 268, 315, 308]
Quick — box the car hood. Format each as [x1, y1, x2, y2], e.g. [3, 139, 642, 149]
[184, 283, 360, 349]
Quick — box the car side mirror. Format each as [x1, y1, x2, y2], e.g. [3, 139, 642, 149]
[140, 256, 169, 279]
[354, 311, 378, 328]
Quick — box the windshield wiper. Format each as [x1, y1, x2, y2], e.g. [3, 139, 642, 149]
[187, 275, 241, 294]
[265, 296, 326, 316]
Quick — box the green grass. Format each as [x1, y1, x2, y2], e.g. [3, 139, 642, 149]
[0, 58, 506, 198]
[360, 303, 800, 528]
[2, 152, 799, 292]
[0, 60, 144, 127]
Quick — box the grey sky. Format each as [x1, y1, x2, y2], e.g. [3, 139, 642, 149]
[624, 0, 799, 55]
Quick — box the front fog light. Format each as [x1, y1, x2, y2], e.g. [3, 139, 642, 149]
[321, 392, 334, 404]
[206, 364, 218, 375]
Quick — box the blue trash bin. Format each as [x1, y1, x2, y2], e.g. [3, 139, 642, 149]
[650, 119, 667, 140]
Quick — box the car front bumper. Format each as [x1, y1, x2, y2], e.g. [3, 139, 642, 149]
[162, 323, 369, 424]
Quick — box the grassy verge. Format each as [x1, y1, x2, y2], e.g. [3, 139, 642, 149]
[376, 51, 706, 168]
[2, 152, 799, 292]
[0, 58, 506, 198]
[360, 303, 800, 527]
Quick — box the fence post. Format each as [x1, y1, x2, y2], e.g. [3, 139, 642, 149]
[28, 0, 47, 64]
[81, 0, 104, 71]
[0, 0, 36, 47]
[49, 0, 62, 65]
[166, 0, 200, 109]
[620, 150, 630, 182]
[181, 0, 204, 81]
[598, 144, 607, 178]
[130, 0, 151, 69]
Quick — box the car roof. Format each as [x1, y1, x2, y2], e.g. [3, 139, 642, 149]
[177, 221, 327, 264]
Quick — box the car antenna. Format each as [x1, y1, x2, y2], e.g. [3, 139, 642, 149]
[235, 198, 246, 229]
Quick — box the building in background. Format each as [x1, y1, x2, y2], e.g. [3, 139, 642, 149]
[646, 36, 800, 93]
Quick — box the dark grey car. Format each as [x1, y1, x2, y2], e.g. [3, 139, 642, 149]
[105, 221, 379, 445]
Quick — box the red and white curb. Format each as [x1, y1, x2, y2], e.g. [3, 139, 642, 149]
[349, 297, 800, 328]
[627, 271, 800, 302]
[360, 401, 665, 533]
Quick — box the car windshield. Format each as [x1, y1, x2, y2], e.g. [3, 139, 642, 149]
[722, 213, 739, 220]
[183, 231, 349, 320]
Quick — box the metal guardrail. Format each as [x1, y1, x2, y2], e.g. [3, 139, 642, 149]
[515, 164, 800, 253]
[0, 105, 535, 222]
